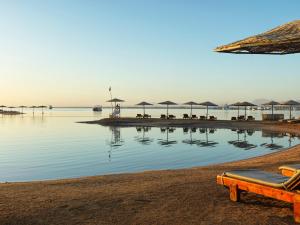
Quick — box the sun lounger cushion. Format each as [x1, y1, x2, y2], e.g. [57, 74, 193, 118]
[280, 164, 300, 172]
[224, 169, 300, 190]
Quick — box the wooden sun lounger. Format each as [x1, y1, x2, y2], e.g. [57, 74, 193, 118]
[136, 114, 143, 119]
[279, 164, 300, 177]
[217, 169, 300, 223]
[183, 114, 189, 119]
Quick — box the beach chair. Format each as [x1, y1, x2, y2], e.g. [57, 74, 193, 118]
[279, 164, 300, 177]
[231, 117, 237, 121]
[199, 116, 206, 120]
[217, 169, 300, 223]
[168, 115, 176, 119]
[191, 115, 198, 119]
[136, 114, 143, 119]
[238, 115, 245, 121]
[143, 114, 151, 119]
[247, 116, 255, 121]
[160, 114, 166, 119]
[183, 114, 189, 119]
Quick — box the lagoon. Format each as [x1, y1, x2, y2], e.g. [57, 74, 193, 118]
[0, 108, 299, 182]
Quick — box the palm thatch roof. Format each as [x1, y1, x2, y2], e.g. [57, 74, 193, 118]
[158, 101, 177, 105]
[136, 101, 153, 106]
[262, 101, 280, 106]
[215, 20, 300, 54]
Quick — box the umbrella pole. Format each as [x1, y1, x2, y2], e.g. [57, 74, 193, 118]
[190, 105, 192, 118]
[167, 105, 169, 118]
[245, 106, 247, 118]
[143, 105, 145, 115]
[290, 105, 292, 120]
[206, 106, 208, 119]
[272, 105, 274, 120]
[238, 106, 239, 117]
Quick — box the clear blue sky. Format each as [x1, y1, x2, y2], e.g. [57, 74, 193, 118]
[1, 0, 299, 106]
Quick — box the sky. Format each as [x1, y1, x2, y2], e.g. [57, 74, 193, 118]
[0, 0, 299, 106]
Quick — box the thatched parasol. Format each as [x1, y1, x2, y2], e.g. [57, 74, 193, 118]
[215, 20, 300, 54]
[0, 105, 6, 112]
[29, 106, 37, 115]
[8, 106, 16, 112]
[39, 105, 47, 114]
[19, 106, 27, 114]
[158, 101, 177, 117]
[281, 100, 300, 119]
[107, 98, 125, 116]
[262, 101, 280, 120]
[199, 101, 218, 118]
[231, 102, 256, 118]
[183, 101, 200, 117]
[136, 101, 153, 115]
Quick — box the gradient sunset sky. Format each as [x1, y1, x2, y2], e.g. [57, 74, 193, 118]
[1, 0, 299, 106]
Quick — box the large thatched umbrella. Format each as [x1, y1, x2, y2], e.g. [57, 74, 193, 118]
[0, 105, 6, 112]
[231, 102, 256, 118]
[215, 20, 300, 55]
[107, 98, 125, 116]
[39, 105, 47, 115]
[199, 101, 218, 118]
[29, 106, 37, 115]
[183, 101, 200, 117]
[230, 102, 242, 117]
[281, 100, 300, 119]
[8, 106, 16, 112]
[136, 101, 153, 115]
[19, 106, 27, 114]
[158, 101, 177, 117]
[240, 102, 256, 118]
[262, 101, 280, 120]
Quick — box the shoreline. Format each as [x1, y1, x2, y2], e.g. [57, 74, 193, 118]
[1, 122, 300, 224]
[81, 117, 300, 134]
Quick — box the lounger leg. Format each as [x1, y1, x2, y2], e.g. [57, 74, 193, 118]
[294, 194, 300, 223]
[229, 184, 240, 202]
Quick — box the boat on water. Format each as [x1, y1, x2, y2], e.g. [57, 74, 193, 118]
[49, 105, 53, 110]
[93, 105, 102, 112]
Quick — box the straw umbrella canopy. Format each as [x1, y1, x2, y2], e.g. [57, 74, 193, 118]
[262, 101, 280, 120]
[183, 101, 200, 117]
[136, 101, 153, 115]
[0, 105, 6, 112]
[8, 106, 15, 112]
[281, 100, 300, 119]
[19, 106, 27, 113]
[29, 106, 37, 115]
[214, 20, 300, 55]
[39, 105, 47, 114]
[231, 102, 256, 118]
[239, 101, 256, 118]
[158, 101, 177, 117]
[107, 98, 125, 115]
[199, 101, 218, 118]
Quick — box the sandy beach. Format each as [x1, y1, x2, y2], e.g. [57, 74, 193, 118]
[0, 122, 299, 225]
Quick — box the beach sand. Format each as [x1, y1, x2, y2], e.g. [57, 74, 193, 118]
[1, 123, 300, 225]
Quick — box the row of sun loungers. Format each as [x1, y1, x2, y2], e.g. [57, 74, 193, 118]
[217, 164, 300, 223]
[136, 114, 257, 121]
[182, 114, 217, 120]
[136, 114, 151, 119]
[231, 115, 255, 121]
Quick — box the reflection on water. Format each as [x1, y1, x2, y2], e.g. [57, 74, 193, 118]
[1, 111, 300, 182]
[228, 129, 258, 150]
[107, 125, 299, 152]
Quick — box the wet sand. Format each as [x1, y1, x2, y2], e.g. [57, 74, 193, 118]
[1, 123, 300, 225]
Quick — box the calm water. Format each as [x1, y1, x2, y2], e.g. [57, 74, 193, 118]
[0, 108, 299, 182]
